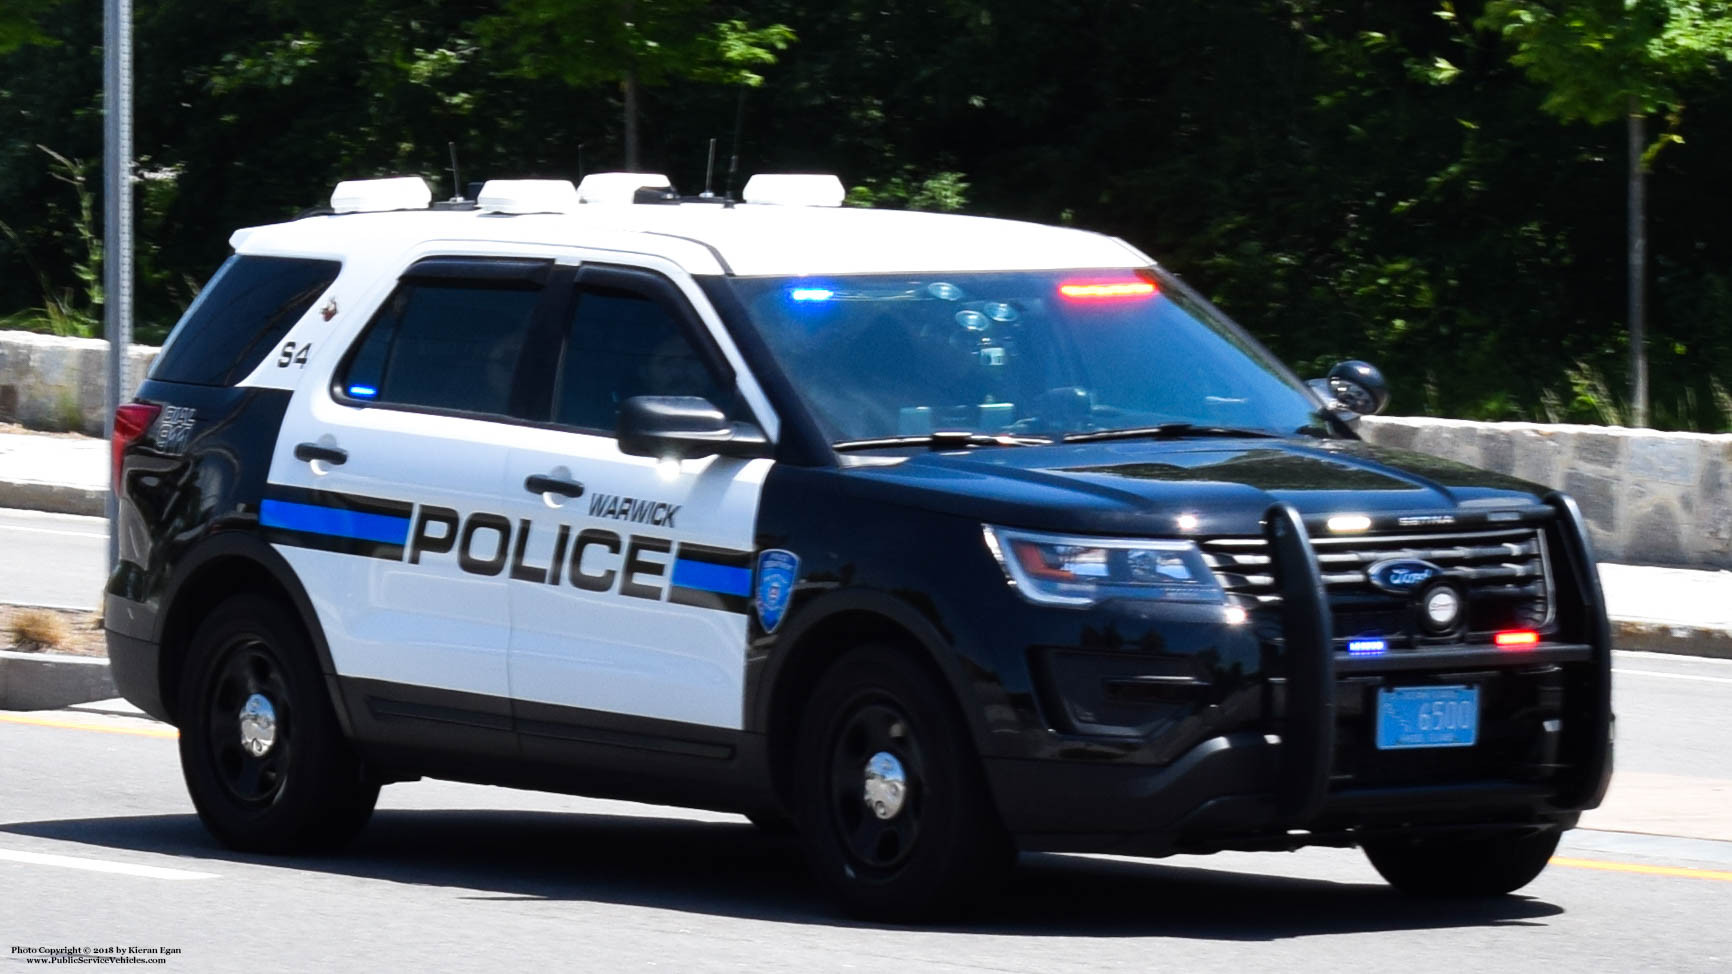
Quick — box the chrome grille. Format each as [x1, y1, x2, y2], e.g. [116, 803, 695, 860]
[1200, 526, 1553, 643]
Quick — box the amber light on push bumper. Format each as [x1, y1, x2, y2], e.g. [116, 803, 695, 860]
[1495, 630, 1540, 648]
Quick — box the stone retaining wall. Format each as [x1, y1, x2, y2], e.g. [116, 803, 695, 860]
[1, 330, 1725, 568]
[0, 331, 158, 436]
[1359, 416, 1732, 569]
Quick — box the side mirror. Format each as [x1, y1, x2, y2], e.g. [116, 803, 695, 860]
[617, 396, 770, 460]
[1310, 360, 1390, 417]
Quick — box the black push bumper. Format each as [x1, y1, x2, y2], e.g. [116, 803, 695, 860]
[988, 497, 1614, 855]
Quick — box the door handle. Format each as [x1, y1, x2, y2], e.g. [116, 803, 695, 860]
[294, 442, 348, 465]
[525, 474, 585, 498]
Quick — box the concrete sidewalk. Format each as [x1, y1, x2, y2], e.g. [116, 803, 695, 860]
[0, 430, 106, 516]
[2, 427, 1729, 658]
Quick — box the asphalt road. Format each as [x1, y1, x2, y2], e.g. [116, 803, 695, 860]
[3, 654, 1730, 972]
[0, 508, 106, 610]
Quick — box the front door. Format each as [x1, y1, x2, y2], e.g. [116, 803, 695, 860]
[502, 263, 774, 738]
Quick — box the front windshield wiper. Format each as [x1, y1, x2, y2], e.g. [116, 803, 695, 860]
[1061, 423, 1287, 444]
[832, 431, 1053, 452]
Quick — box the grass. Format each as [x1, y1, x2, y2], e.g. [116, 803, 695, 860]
[8, 608, 69, 650]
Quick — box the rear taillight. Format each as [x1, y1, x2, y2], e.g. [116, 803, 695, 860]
[112, 403, 161, 494]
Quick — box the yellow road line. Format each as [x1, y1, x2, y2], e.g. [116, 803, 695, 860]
[1553, 856, 1732, 882]
[0, 713, 177, 739]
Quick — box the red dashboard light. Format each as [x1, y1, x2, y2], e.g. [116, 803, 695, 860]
[1059, 280, 1157, 300]
[1494, 630, 1540, 648]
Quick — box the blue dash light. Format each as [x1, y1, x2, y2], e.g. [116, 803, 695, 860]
[348, 385, 378, 399]
[789, 287, 835, 302]
[1347, 638, 1388, 656]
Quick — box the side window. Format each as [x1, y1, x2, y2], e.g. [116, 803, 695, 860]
[151, 255, 341, 386]
[338, 280, 551, 420]
[553, 283, 734, 433]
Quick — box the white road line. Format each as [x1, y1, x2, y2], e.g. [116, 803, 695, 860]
[0, 848, 217, 880]
[0, 525, 107, 540]
[1614, 668, 1732, 686]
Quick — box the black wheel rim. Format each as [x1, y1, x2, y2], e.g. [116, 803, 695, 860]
[827, 696, 924, 872]
[203, 637, 293, 806]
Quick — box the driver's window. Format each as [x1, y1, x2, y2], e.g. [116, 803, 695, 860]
[553, 282, 732, 435]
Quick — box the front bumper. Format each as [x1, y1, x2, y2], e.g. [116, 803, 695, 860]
[985, 495, 1614, 854]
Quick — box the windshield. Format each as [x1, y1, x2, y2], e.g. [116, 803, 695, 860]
[729, 268, 1328, 445]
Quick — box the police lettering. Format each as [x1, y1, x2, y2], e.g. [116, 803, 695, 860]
[587, 492, 680, 529]
[415, 506, 676, 602]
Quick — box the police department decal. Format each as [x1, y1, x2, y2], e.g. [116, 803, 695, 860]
[755, 549, 799, 633]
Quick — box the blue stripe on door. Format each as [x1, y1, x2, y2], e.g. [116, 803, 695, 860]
[260, 498, 412, 546]
[670, 558, 753, 597]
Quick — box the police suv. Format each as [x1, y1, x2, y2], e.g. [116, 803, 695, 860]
[106, 172, 1612, 919]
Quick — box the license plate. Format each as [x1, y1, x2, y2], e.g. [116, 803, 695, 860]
[1375, 685, 1479, 750]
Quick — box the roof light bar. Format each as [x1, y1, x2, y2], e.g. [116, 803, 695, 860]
[575, 172, 674, 205]
[742, 173, 846, 207]
[330, 176, 432, 214]
[477, 179, 581, 215]
[1058, 280, 1158, 300]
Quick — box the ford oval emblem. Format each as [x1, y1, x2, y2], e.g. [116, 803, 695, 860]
[1367, 559, 1442, 594]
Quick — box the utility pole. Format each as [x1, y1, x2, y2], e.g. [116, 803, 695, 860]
[103, 0, 133, 567]
[1627, 101, 1648, 428]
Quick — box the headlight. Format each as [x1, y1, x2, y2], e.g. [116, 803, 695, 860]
[982, 525, 1224, 608]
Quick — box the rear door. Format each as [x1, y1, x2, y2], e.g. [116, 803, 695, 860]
[502, 262, 776, 741]
[266, 255, 566, 756]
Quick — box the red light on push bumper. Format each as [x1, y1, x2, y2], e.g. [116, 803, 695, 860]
[1494, 630, 1540, 648]
[1059, 280, 1158, 300]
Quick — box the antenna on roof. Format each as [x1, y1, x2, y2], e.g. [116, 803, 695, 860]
[446, 141, 464, 202]
[701, 137, 718, 198]
[723, 88, 747, 205]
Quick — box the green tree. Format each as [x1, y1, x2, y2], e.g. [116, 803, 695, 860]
[0, 0, 54, 54]
[1477, 0, 1732, 426]
[479, 1, 793, 172]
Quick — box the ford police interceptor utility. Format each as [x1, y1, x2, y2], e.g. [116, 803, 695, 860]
[106, 171, 1613, 920]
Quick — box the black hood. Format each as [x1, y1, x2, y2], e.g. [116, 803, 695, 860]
[839, 436, 1551, 536]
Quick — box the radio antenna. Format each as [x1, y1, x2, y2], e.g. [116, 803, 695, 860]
[702, 137, 718, 198]
[723, 87, 747, 204]
[446, 141, 463, 201]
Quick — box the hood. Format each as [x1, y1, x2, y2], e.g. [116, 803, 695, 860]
[840, 436, 1552, 536]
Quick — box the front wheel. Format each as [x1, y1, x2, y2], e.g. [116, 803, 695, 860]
[1363, 827, 1561, 896]
[177, 594, 378, 853]
[794, 645, 1012, 921]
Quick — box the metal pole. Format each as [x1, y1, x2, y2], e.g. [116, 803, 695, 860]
[103, 0, 133, 567]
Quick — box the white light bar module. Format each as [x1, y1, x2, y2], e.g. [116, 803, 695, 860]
[742, 173, 846, 207]
[330, 176, 433, 214]
[477, 179, 581, 215]
[575, 172, 674, 204]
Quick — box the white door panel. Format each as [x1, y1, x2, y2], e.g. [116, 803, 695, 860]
[267, 389, 514, 699]
[505, 430, 772, 729]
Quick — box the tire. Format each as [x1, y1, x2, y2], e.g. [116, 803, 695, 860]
[1363, 827, 1562, 896]
[793, 644, 1012, 921]
[177, 594, 378, 853]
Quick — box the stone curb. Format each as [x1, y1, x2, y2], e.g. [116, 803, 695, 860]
[0, 480, 106, 517]
[0, 648, 116, 711]
[1612, 620, 1732, 661]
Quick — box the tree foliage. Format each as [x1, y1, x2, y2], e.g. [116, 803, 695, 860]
[2, 0, 1731, 429]
[1479, 0, 1732, 126]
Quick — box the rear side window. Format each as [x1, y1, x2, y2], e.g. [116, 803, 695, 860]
[338, 281, 550, 420]
[151, 255, 341, 386]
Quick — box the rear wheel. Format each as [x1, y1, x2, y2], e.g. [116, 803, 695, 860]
[1363, 827, 1561, 896]
[794, 645, 1012, 921]
[177, 594, 378, 853]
